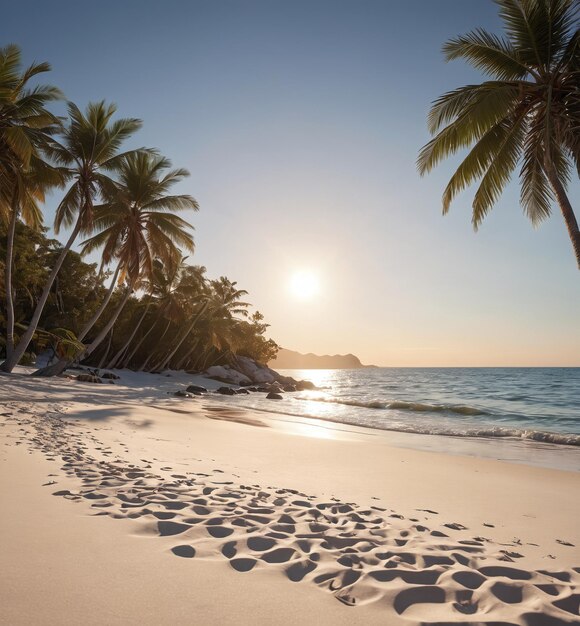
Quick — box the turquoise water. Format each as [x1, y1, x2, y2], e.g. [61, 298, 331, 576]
[229, 368, 580, 447]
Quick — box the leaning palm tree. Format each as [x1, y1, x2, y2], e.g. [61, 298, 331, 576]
[0, 44, 63, 364]
[187, 277, 251, 371]
[127, 259, 190, 370]
[151, 264, 210, 371]
[33, 151, 198, 376]
[418, 0, 580, 269]
[1, 100, 142, 371]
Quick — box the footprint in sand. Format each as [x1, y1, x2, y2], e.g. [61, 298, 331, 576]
[22, 408, 580, 622]
[171, 545, 195, 558]
[230, 558, 257, 572]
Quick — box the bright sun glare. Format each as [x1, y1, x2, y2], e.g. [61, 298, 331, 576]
[290, 270, 319, 300]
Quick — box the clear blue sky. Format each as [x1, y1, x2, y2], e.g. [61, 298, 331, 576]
[3, 0, 579, 365]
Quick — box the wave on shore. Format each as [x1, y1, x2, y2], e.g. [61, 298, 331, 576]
[241, 401, 580, 447]
[306, 396, 489, 416]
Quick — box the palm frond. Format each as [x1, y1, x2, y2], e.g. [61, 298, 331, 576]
[520, 132, 554, 224]
[54, 182, 80, 233]
[471, 109, 528, 228]
[441, 118, 513, 213]
[143, 194, 199, 212]
[418, 83, 519, 174]
[443, 28, 533, 79]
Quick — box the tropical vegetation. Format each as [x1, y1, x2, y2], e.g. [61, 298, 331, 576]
[418, 0, 580, 269]
[0, 44, 278, 374]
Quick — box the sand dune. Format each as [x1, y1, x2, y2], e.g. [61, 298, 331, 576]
[1, 370, 579, 624]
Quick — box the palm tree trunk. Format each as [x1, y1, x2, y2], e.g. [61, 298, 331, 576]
[200, 345, 217, 371]
[545, 159, 580, 270]
[121, 315, 158, 368]
[97, 328, 114, 369]
[32, 287, 132, 377]
[77, 262, 121, 341]
[156, 301, 209, 372]
[82, 287, 132, 360]
[107, 302, 150, 369]
[175, 338, 200, 371]
[139, 318, 171, 371]
[1, 215, 83, 372]
[3, 206, 18, 362]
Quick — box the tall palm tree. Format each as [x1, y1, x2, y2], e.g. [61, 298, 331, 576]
[0, 44, 63, 363]
[149, 263, 209, 371]
[1, 100, 142, 371]
[125, 259, 189, 370]
[418, 0, 580, 269]
[106, 294, 152, 369]
[33, 151, 197, 375]
[187, 277, 250, 371]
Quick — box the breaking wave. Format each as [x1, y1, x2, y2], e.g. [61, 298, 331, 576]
[303, 396, 488, 416]
[238, 402, 580, 448]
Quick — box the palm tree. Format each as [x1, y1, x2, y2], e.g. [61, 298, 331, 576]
[187, 277, 250, 371]
[418, 0, 580, 269]
[33, 151, 197, 375]
[148, 263, 209, 371]
[106, 256, 187, 369]
[105, 295, 152, 369]
[0, 44, 63, 363]
[1, 100, 142, 371]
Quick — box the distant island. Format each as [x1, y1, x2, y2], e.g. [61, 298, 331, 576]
[269, 348, 372, 369]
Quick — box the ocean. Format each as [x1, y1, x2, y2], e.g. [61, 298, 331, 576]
[212, 367, 580, 469]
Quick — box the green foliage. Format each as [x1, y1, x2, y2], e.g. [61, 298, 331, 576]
[0, 44, 64, 228]
[0, 220, 278, 369]
[31, 326, 83, 360]
[234, 311, 280, 365]
[0, 45, 278, 370]
[81, 152, 197, 287]
[418, 0, 580, 238]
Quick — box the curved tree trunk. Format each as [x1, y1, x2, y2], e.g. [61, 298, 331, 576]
[175, 338, 200, 371]
[199, 345, 217, 372]
[121, 315, 158, 369]
[81, 287, 132, 361]
[107, 302, 150, 369]
[545, 158, 580, 270]
[77, 262, 121, 341]
[97, 328, 114, 369]
[3, 206, 18, 362]
[33, 287, 132, 377]
[1, 216, 83, 372]
[139, 318, 171, 371]
[155, 301, 209, 372]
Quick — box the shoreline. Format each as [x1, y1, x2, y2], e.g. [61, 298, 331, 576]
[210, 397, 580, 472]
[1, 368, 579, 624]
[3, 366, 580, 472]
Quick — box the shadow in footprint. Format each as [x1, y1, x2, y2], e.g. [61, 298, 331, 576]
[158, 521, 191, 536]
[394, 585, 445, 615]
[286, 560, 317, 582]
[522, 613, 575, 626]
[478, 566, 532, 581]
[230, 558, 257, 572]
[206, 526, 233, 538]
[247, 536, 277, 552]
[261, 548, 296, 564]
[452, 570, 487, 590]
[552, 593, 580, 616]
[491, 581, 523, 604]
[171, 545, 195, 558]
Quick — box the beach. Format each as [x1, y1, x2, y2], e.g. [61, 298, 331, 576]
[1, 369, 579, 625]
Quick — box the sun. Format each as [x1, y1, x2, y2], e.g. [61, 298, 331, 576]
[289, 270, 319, 299]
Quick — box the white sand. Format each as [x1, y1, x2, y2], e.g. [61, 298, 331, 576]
[1, 369, 579, 625]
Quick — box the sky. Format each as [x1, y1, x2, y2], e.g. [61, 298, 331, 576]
[3, 0, 579, 366]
